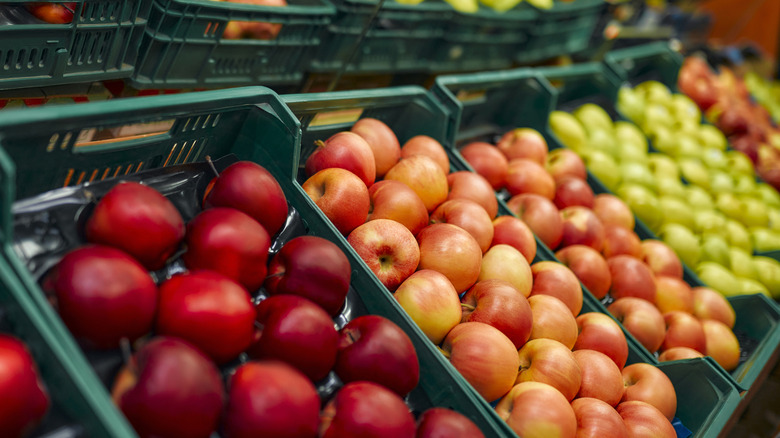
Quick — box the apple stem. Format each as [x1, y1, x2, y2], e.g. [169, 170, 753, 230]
[314, 140, 326, 148]
[205, 155, 219, 177]
[437, 346, 451, 359]
[460, 303, 475, 311]
[119, 337, 133, 365]
[264, 271, 286, 280]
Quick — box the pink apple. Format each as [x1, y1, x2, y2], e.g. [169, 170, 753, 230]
[528, 295, 578, 349]
[546, 148, 587, 184]
[460, 141, 509, 190]
[555, 245, 611, 299]
[400, 135, 450, 176]
[658, 347, 705, 362]
[446, 171, 499, 219]
[608, 297, 666, 353]
[571, 397, 629, 438]
[592, 194, 635, 230]
[490, 215, 537, 263]
[385, 155, 449, 212]
[495, 381, 577, 438]
[478, 244, 533, 297]
[302, 167, 370, 235]
[621, 363, 678, 421]
[516, 338, 582, 401]
[553, 177, 595, 209]
[702, 319, 741, 372]
[430, 199, 494, 253]
[348, 219, 420, 291]
[607, 255, 657, 302]
[461, 279, 533, 349]
[350, 117, 401, 177]
[507, 193, 563, 249]
[319, 381, 416, 438]
[305, 131, 376, 186]
[530, 261, 583, 317]
[368, 180, 429, 236]
[573, 349, 624, 406]
[505, 159, 556, 199]
[641, 240, 684, 279]
[417, 223, 482, 293]
[617, 401, 676, 438]
[602, 226, 643, 259]
[661, 311, 706, 354]
[574, 312, 629, 370]
[497, 128, 549, 165]
[692, 287, 736, 328]
[394, 270, 461, 344]
[559, 206, 605, 252]
[654, 276, 694, 314]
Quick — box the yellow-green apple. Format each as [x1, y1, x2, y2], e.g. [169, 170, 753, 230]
[620, 363, 677, 421]
[701, 319, 740, 371]
[616, 401, 676, 438]
[641, 240, 683, 279]
[573, 349, 624, 406]
[507, 193, 563, 249]
[529, 261, 583, 316]
[553, 177, 595, 209]
[753, 256, 780, 299]
[348, 219, 420, 291]
[490, 215, 537, 264]
[584, 150, 622, 191]
[367, 180, 428, 235]
[417, 223, 482, 293]
[661, 311, 706, 354]
[478, 244, 532, 297]
[441, 322, 520, 402]
[616, 183, 662, 231]
[571, 397, 629, 438]
[608, 297, 665, 353]
[692, 287, 735, 328]
[654, 276, 694, 314]
[350, 117, 401, 177]
[555, 245, 611, 299]
[527, 295, 578, 349]
[0, 335, 50, 437]
[607, 255, 657, 302]
[415, 407, 485, 438]
[496, 128, 549, 165]
[431, 199, 494, 253]
[574, 312, 628, 370]
[334, 315, 420, 396]
[505, 159, 556, 199]
[394, 269, 461, 344]
[658, 195, 696, 230]
[658, 346, 704, 362]
[222, 361, 320, 438]
[516, 338, 582, 401]
[319, 381, 415, 438]
[602, 226, 643, 259]
[559, 206, 605, 252]
[446, 171, 499, 219]
[400, 135, 450, 175]
[549, 110, 589, 154]
[302, 167, 370, 235]
[460, 141, 509, 190]
[305, 131, 376, 186]
[461, 279, 533, 349]
[385, 155, 449, 212]
[495, 381, 577, 438]
[546, 148, 587, 184]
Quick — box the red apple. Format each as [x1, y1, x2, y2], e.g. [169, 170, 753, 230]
[415, 407, 485, 438]
[202, 160, 288, 236]
[490, 215, 537, 263]
[607, 255, 657, 302]
[621, 363, 678, 421]
[394, 270, 461, 344]
[559, 206, 605, 252]
[265, 235, 351, 316]
[617, 401, 676, 438]
[692, 287, 736, 328]
[608, 297, 666, 353]
[496, 381, 577, 438]
[530, 261, 583, 317]
[516, 338, 582, 401]
[111, 337, 224, 438]
[334, 315, 420, 396]
[554, 177, 595, 209]
[592, 194, 635, 230]
[385, 155, 449, 212]
[0, 335, 50, 438]
[26, 2, 76, 23]
[654, 276, 694, 314]
[400, 135, 450, 176]
[661, 311, 706, 354]
[641, 240, 684, 279]
[571, 397, 629, 438]
[574, 312, 629, 370]
[302, 167, 370, 235]
[224, 0, 285, 39]
[505, 159, 556, 199]
[479, 244, 533, 297]
[348, 219, 420, 291]
[507, 193, 563, 249]
[460, 141, 509, 190]
[555, 245, 611, 299]
[85, 181, 185, 270]
[528, 295, 578, 349]
[658, 347, 705, 362]
[431, 199, 494, 253]
[602, 226, 643, 259]
[446, 171, 499, 219]
[497, 128, 549, 165]
[368, 180, 429, 235]
[417, 223, 482, 293]
[546, 148, 587, 184]
[461, 279, 533, 349]
[156, 271, 255, 364]
[319, 381, 416, 438]
[247, 295, 338, 382]
[573, 349, 624, 406]
[305, 131, 376, 186]
[350, 117, 401, 177]
[702, 319, 741, 372]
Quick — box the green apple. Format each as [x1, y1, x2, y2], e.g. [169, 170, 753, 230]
[725, 150, 755, 175]
[588, 128, 619, 158]
[753, 256, 780, 299]
[699, 234, 731, 268]
[617, 86, 645, 124]
[549, 111, 589, 154]
[693, 209, 728, 237]
[674, 119, 702, 140]
[637, 80, 673, 106]
[729, 247, 758, 280]
[715, 192, 743, 221]
[708, 171, 735, 194]
[739, 197, 769, 228]
[648, 153, 680, 180]
[574, 103, 614, 134]
[698, 124, 728, 150]
[668, 93, 701, 124]
[672, 134, 703, 160]
[701, 148, 728, 171]
[686, 185, 715, 211]
[750, 227, 780, 253]
[583, 150, 621, 191]
[756, 182, 780, 208]
[648, 126, 678, 155]
[737, 277, 771, 298]
[615, 121, 648, 151]
[640, 103, 674, 134]
[725, 219, 753, 252]
[658, 195, 695, 229]
[678, 158, 710, 190]
[618, 144, 650, 165]
[618, 183, 662, 231]
[656, 177, 687, 199]
[769, 208, 780, 231]
[619, 162, 656, 192]
[659, 223, 701, 268]
[732, 174, 757, 196]
[695, 261, 743, 297]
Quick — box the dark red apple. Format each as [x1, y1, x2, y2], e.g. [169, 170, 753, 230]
[319, 381, 416, 438]
[0, 335, 50, 438]
[415, 407, 485, 438]
[553, 177, 594, 209]
[607, 255, 657, 303]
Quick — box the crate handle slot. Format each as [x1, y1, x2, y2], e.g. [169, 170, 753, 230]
[73, 119, 176, 150]
[309, 108, 364, 128]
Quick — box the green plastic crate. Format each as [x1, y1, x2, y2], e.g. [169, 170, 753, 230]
[0, 0, 149, 91]
[129, 0, 335, 89]
[604, 41, 684, 90]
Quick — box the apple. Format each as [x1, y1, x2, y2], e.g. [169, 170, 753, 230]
[529, 261, 583, 317]
[516, 338, 582, 401]
[641, 240, 683, 279]
[616, 184, 661, 232]
[495, 381, 577, 438]
[573, 349, 624, 406]
[394, 270, 461, 344]
[400, 135, 450, 176]
[661, 311, 706, 354]
[506, 193, 563, 249]
[182, 207, 271, 292]
[111, 337, 224, 438]
[658, 346, 705, 362]
[752, 256, 780, 299]
[549, 110, 589, 155]
[607, 255, 656, 303]
[505, 159, 555, 199]
[602, 226, 643, 259]
[85, 181, 185, 270]
[335, 315, 420, 396]
[461, 279, 533, 349]
[699, 234, 731, 268]
[302, 167, 370, 235]
[583, 150, 621, 191]
[616, 401, 676, 438]
[446, 171, 499, 219]
[223, 361, 320, 438]
[546, 148, 587, 184]
[44, 245, 157, 349]
[559, 206, 605, 252]
[490, 215, 536, 264]
[265, 235, 351, 316]
[367, 180, 429, 236]
[701, 319, 741, 372]
[202, 160, 288, 236]
[415, 407, 485, 438]
[608, 298, 665, 353]
[574, 103, 614, 133]
[571, 397, 629, 438]
[478, 244, 532, 297]
[695, 261, 743, 297]
[527, 295, 578, 349]
[156, 271, 255, 364]
[574, 312, 628, 370]
[430, 199, 494, 253]
[442, 322, 519, 402]
[555, 245, 611, 299]
[319, 381, 416, 438]
[460, 141, 509, 190]
[248, 295, 338, 382]
[417, 223, 482, 293]
[385, 155, 449, 212]
[654, 276, 694, 314]
[223, 0, 286, 39]
[305, 131, 376, 186]
[0, 335, 50, 438]
[496, 128, 549, 165]
[26, 2, 76, 23]
[348, 219, 420, 291]
[692, 287, 736, 328]
[620, 363, 677, 421]
[350, 117, 401, 177]
[553, 177, 595, 209]
[725, 219, 752, 252]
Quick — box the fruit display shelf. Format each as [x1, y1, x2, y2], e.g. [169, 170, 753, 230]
[282, 85, 742, 438]
[0, 87, 507, 437]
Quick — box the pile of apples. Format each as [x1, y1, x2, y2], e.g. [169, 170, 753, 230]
[0, 334, 50, 437]
[23, 2, 76, 24]
[217, 0, 287, 40]
[12, 158, 485, 437]
[301, 119, 682, 437]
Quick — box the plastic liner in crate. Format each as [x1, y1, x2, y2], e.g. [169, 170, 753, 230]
[604, 41, 684, 91]
[0, 86, 509, 437]
[128, 0, 335, 89]
[0, 0, 149, 91]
